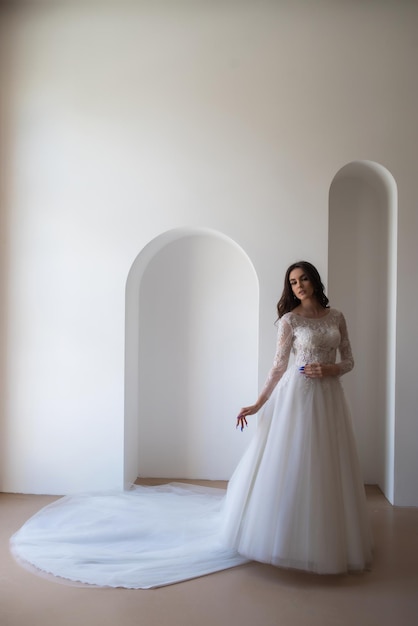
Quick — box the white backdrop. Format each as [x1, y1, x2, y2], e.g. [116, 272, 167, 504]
[1, 1, 418, 505]
[135, 232, 258, 481]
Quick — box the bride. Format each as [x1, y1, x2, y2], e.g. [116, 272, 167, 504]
[10, 261, 372, 588]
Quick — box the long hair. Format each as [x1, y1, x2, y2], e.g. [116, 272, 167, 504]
[276, 261, 329, 319]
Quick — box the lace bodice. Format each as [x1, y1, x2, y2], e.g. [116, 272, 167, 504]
[260, 308, 354, 403]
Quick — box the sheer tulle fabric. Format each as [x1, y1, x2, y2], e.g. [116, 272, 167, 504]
[10, 308, 372, 587]
[221, 365, 372, 573]
[10, 483, 248, 589]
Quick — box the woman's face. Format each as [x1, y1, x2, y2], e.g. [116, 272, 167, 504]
[289, 267, 314, 301]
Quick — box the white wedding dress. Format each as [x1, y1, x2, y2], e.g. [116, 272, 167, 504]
[10, 309, 372, 588]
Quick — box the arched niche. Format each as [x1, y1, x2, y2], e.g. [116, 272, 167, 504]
[124, 228, 259, 487]
[328, 160, 397, 503]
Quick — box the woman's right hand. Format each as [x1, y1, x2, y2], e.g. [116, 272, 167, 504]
[236, 404, 260, 431]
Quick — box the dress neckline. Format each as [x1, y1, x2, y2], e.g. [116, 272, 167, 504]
[290, 308, 332, 321]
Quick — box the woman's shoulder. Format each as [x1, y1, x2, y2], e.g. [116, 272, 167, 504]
[279, 311, 297, 326]
[327, 308, 348, 325]
[276, 312, 294, 333]
[280, 311, 293, 322]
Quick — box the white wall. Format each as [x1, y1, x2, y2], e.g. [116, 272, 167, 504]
[134, 231, 258, 481]
[1, 1, 417, 503]
[329, 162, 397, 500]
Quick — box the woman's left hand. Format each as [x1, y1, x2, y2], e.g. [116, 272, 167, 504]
[299, 363, 338, 378]
[301, 362, 333, 378]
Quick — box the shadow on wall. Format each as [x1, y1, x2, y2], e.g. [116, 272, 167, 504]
[0, 16, 14, 492]
[328, 160, 397, 504]
[124, 228, 259, 487]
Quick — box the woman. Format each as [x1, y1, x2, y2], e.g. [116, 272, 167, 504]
[222, 261, 372, 573]
[10, 261, 371, 587]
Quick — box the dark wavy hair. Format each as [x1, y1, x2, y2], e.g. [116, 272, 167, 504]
[276, 261, 329, 319]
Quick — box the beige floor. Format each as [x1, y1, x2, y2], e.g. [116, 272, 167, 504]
[1, 482, 417, 626]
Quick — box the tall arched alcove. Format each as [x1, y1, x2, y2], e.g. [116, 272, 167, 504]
[328, 161, 397, 503]
[124, 228, 259, 486]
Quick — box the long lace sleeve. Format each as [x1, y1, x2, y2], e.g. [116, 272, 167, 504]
[258, 317, 293, 404]
[336, 312, 354, 376]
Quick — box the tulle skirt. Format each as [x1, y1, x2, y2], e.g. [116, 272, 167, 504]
[222, 365, 373, 573]
[10, 366, 372, 587]
[10, 482, 248, 589]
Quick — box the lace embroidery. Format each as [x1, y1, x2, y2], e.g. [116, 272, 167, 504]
[259, 309, 354, 403]
[259, 318, 293, 403]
